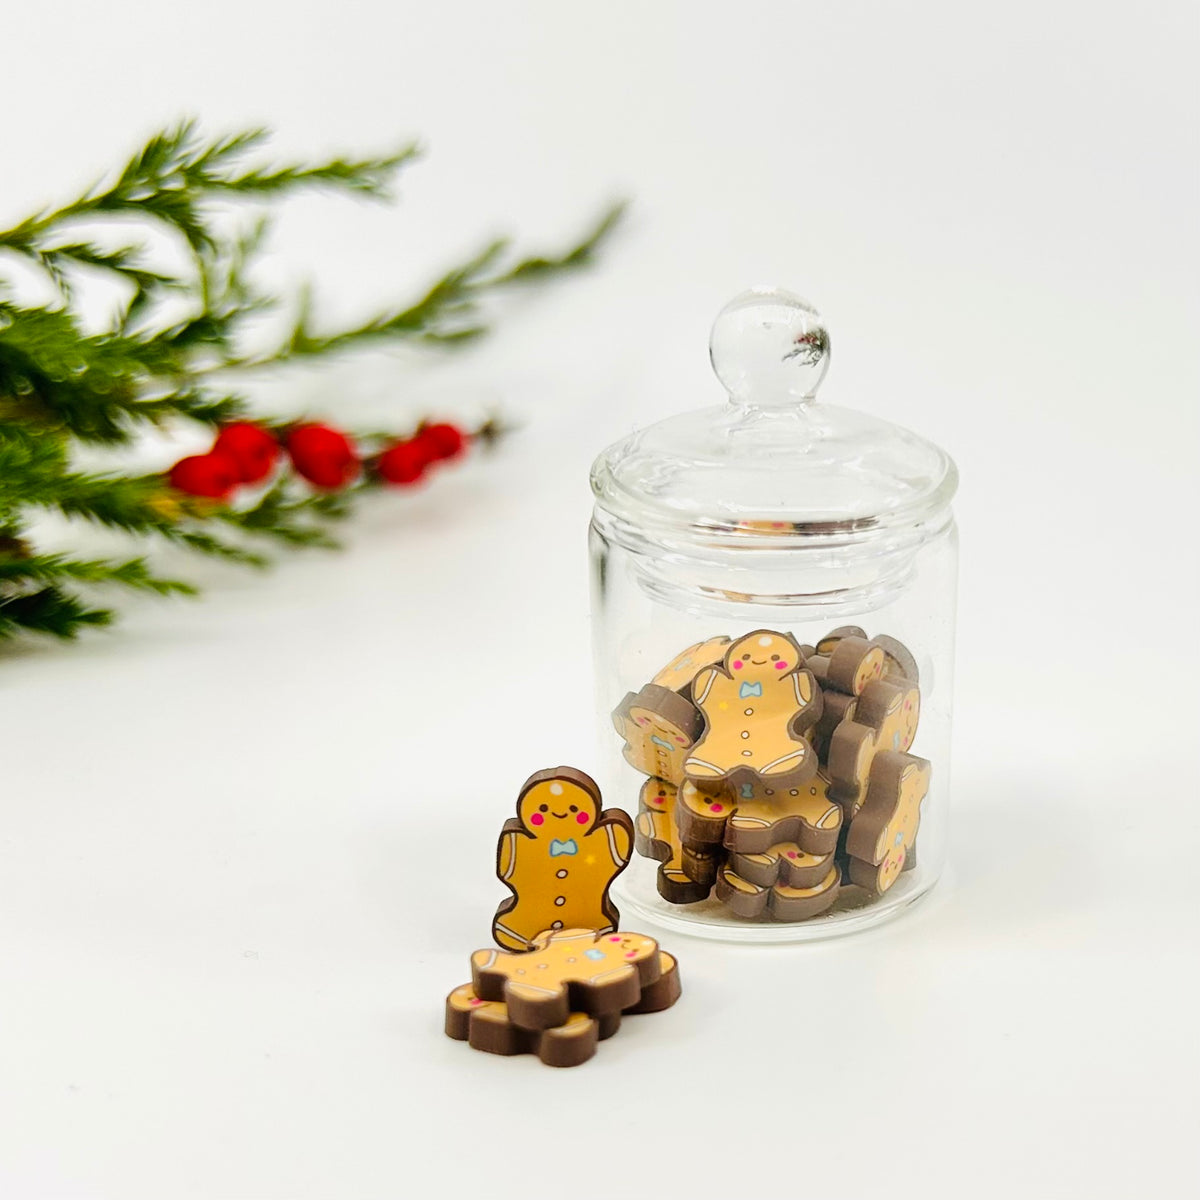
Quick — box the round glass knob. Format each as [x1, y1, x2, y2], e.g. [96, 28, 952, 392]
[709, 287, 830, 407]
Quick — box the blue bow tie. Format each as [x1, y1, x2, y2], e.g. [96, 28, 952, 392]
[549, 838, 578, 857]
[739, 681, 763, 698]
[650, 734, 674, 752]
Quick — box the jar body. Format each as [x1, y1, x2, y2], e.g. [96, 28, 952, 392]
[590, 510, 958, 942]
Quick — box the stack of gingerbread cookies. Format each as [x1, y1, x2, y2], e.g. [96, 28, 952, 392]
[613, 627, 931, 922]
[444, 767, 682, 1068]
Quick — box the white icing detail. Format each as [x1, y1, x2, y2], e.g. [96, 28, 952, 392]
[763, 747, 807, 771]
[694, 671, 717, 705]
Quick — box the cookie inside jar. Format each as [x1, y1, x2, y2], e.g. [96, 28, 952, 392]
[614, 627, 930, 928]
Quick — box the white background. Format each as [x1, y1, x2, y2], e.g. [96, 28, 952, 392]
[2, 3, 1197, 1198]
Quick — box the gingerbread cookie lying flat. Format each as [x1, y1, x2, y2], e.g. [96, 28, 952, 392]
[845, 750, 931, 894]
[472, 928, 663, 1030]
[684, 631, 820, 793]
[634, 779, 717, 904]
[445, 986, 621, 1067]
[612, 684, 702, 784]
[674, 774, 842, 857]
[493, 768, 634, 951]
[446, 951, 682, 1068]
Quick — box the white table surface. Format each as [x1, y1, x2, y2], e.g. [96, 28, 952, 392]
[2, 3, 1197, 1198]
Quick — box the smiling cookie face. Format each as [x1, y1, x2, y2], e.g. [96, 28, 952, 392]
[627, 704, 692, 751]
[726, 631, 802, 680]
[518, 776, 599, 834]
[612, 684, 703, 784]
[876, 683, 920, 754]
[603, 931, 658, 965]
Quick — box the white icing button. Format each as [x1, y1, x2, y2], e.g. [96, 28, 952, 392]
[554, 896, 566, 906]
[742, 750, 753, 757]
[744, 708, 754, 715]
[556, 868, 568, 878]
[741, 730, 750, 739]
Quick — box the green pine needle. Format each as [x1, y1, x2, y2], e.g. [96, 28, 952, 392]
[0, 120, 623, 643]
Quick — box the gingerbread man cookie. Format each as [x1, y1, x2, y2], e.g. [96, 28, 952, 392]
[634, 778, 717, 904]
[684, 631, 820, 792]
[806, 635, 887, 696]
[612, 684, 703, 785]
[472, 928, 662, 1030]
[445, 948, 682, 1067]
[715, 861, 840, 922]
[651, 635, 732, 698]
[844, 750, 930, 894]
[493, 768, 634, 951]
[826, 677, 921, 807]
[814, 628, 919, 685]
[675, 773, 842, 856]
[445, 985, 620, 1067]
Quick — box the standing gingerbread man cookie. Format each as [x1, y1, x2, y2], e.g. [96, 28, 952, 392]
[684, 630, 821, 793]
[492, 767, 634, 951]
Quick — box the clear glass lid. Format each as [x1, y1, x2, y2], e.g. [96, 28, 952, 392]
[591, 287, 957, 545]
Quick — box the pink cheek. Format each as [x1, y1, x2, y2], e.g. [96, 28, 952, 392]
[575, 812, 589, 824]
[774, 661, 787, 670]
[468, 998, 484, 1006]
[710, 803, 724, 813]
[732, 660, 743, 670]
[635, 717, 649, 726]
[529, 813, 544, 826]
[624, 951, 637, 958]
[609, 936, 622, 942]
[674, 736, 686, 746]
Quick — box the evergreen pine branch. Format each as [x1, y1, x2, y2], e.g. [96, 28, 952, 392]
[232, 201, 626, 367]
[0, 586, 112, 640]
[0, 121, 623, 644]
[487, 200, 628, 284]
[0, 552, 196, 596]
[214, 478, 357, 550]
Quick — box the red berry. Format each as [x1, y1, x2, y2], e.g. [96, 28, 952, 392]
[168, 451, 241, 500]
[416, 422, 467, 462]
[213, 422, 279, 484]
[286, 424, 359, 489]
[377, 439, 431, 486]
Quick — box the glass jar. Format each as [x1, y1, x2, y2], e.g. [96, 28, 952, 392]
[589, 288, 958, 942]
